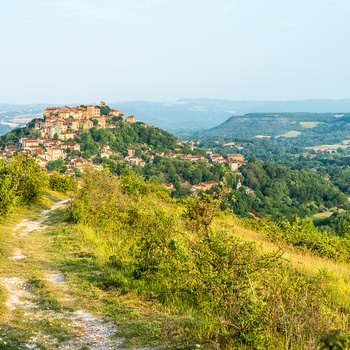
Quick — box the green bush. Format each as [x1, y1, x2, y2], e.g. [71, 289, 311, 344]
[0, 154, 48, 217]
[49, 172, 77, 193]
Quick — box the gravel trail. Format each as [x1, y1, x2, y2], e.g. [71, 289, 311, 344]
[1, 199, 128, 349]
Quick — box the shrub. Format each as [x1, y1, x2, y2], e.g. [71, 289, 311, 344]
[49, 172, 77, 193]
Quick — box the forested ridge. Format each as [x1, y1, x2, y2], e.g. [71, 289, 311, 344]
[196, 112, 350, 144]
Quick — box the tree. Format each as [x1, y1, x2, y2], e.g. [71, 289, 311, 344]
[183, 194, 218, 235]
[47, 159, 66, 173]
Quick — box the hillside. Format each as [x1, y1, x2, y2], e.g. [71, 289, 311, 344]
[0, 168, 349, 349]
[195, 112, 350, 145]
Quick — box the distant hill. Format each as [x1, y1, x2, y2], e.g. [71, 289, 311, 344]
[109, 100, 231, 135]
[106, 98, 350, 136]
[194, 112, 350, 147]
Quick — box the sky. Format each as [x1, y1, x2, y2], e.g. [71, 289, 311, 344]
[1, 0, 350, 104]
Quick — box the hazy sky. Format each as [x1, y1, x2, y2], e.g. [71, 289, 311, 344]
[1, 0, 350, 104]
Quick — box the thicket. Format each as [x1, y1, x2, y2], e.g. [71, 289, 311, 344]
[0, 154, 48, 217]
[69, 169, 349, 349]
[48, 172, 77, 193]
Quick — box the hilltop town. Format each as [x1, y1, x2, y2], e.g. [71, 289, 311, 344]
[40, 101, 136, 138]
[0, 101, 245, 193]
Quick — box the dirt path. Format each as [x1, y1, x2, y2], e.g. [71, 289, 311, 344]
[0, 200, 127, 349]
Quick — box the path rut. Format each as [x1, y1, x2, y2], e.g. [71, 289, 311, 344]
[0, 199, 129, 349]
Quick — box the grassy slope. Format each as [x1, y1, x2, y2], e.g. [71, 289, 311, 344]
[0, 191, 349, 348]
[216, 213, 350, 311]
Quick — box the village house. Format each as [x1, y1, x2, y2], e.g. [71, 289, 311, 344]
[37, 137, 48, 145]
[19, 138, 39, 149]
[109, 108, 119, 116]
[228, 162, 242, 172]
[36, 156, 48, 168]
[227, 154, 245, 162]
[100, 145, 111, 158]
[30, 148, 45, 157]
[4, 145, 18, 154]
[47, 147, 65, 161]
[127, 146, 137, 157]
[58, 106, 73, 119]
[125, 156, 144, 167]
[186, 155, 206, 162]
[245, 187, 255, 195]
[99, 145, 122, 159]
[61, 142, 80, 152]
[165, 152, 177, 158]
[125, 115, 136, 123]
[69, 157, 88, 170]
[191, 181, 218, 192]
[58, 132, 76, 141]
[66, 118, 80, 131]
[35, 120, 51, 129]
[40, 138, 60, 148]
[43, 107, 59, 118]
[209, 153, 225, 164]
[87, 105, 101, 118]
[38, 124, 61, 139]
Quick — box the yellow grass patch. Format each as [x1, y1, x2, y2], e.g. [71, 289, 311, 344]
[307, 144, 349, 152]
[277, 130, 301, 138]
[255, 135, 271, 138]
[300, 121, 320, 128]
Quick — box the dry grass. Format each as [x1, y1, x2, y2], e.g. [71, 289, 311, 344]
[221, 213, 350, 314]
[307, 144, 349, 152]
[300, 121, 321, 128]
[277, 130, 301, 138]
